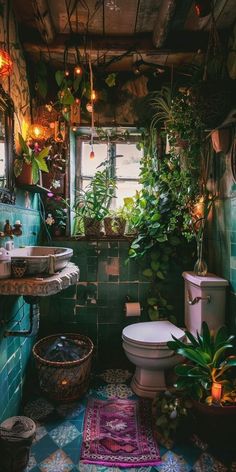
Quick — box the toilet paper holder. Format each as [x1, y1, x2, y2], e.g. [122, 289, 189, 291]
[124, 296, 143, 317]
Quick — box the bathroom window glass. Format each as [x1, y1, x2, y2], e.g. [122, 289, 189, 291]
[77, 135, 142, 210]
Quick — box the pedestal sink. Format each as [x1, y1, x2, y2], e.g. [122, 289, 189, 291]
[10, 246, 73, 275]
[0, 261, 79, 337]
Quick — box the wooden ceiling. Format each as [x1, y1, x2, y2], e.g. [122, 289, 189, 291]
[12, 0, 236, 73]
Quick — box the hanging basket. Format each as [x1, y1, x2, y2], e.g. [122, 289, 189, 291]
[33, 333, 94, 402]
[189, 80, 235, 129]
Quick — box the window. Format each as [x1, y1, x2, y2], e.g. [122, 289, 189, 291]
[76, 131, 142, 209]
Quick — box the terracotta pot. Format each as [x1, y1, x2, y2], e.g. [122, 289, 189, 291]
[211, 128, 231, 153]
[104, 217, 126, 237]
[192, 399, 236, 451]
[16, 162, 33, 185]
[84, 218, 102, 237]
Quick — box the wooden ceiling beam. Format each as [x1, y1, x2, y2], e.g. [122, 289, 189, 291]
[153, 0, 177, 48]
[21, 30, 216, 56]
[32, 0, 55, 44]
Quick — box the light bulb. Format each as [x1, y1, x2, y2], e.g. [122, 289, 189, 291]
[74, 66, 82, 75]
[91, 90, 96, 100]
[90, 150, 95, 159]
[65, 69, 70, 77]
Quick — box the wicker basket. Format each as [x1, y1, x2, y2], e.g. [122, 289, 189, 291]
[33, 333, 94, 402]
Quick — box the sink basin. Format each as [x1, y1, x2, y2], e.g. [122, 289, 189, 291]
[10, 246, 73, 275]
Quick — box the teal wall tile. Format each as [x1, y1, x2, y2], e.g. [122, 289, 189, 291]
[44, 238, 184, 367]
[0, 201, 41, 422]
[207, 157, 236, 331]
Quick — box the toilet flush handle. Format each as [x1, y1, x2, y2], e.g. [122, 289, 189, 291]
[187, 291, 211, 305]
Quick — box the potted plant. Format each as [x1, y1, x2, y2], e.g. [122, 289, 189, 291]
[104, 208, 126, 237]
[152, 390, 192, 448]
[151, 86, 205, 167]
[74, 169, 116, 237]
[167, 322, 236, 449]
[14, 133, 50, 185]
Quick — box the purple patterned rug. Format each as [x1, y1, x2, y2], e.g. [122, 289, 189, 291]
[80, 398, 161, 468]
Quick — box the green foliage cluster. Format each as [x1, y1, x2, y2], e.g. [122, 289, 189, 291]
[74, 169, 116, 222]
[128, 129, 199, 321]
[153, 390, 190, 445]
[14, 133, 50, 185]
[168, 322, 236, 405]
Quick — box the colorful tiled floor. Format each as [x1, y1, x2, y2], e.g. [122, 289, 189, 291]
[22, 369, 236, 472]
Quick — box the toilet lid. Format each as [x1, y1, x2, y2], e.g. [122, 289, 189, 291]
[122, 321, 185, 346]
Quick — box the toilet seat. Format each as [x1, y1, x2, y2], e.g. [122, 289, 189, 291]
[122, 320, 185, 349]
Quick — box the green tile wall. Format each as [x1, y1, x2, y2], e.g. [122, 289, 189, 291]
[0, 201, 41, 422]
[40, 239, 184, 368]
[207, 151, 236, 334]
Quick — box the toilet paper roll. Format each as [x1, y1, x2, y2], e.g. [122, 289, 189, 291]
[125, 302, 141, 317]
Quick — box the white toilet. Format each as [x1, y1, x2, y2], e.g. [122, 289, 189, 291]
[122, 271, 228, 398]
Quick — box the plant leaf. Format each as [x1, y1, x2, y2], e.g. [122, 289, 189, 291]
[32, 160, 39, 184]
[55, 70, 65, 86]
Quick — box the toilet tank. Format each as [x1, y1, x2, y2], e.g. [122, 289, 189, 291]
[182, 271, 228, 336]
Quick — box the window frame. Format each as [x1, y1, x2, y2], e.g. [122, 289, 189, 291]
[75, 127, 142, 200]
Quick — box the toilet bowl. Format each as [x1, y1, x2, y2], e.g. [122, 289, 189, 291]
[122, 320, 185, 398]
[122, 272, 228, 398]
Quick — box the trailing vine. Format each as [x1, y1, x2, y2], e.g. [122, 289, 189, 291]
[129, 127, 202, 322]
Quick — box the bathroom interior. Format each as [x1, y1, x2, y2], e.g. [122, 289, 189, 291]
[0, 0, 236, 470]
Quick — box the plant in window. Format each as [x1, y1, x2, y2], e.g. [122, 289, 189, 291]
[104, 196, 139, 237]
[74, 168, 116, 236]
[14, 133, 50, 185]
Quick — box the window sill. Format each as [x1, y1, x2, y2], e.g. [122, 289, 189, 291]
[49, 234, 136, 242]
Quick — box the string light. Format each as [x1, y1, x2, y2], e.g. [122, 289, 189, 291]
[64, 69, 70, 77]
[91, 90, 96, 100]
[28, 124, 45, 140]
[74, 66, 82, 75]
[89, 149, 95, 159]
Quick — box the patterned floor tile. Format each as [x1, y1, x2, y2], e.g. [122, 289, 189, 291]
[95, 383, 134, 399]
[78, 464, 153, 472]
[173, 444, 202, 466]
[22, 368, 236, 472]
[24, 397, 55, 421]
[31, 434, 58, 462]
[63, 435, 83, 463]
[34, 424, 48, 442]
[39, 449, 74, 472]
[56, 401, 85, 419]
[155, 450, 192, 472]
[49, 421, 80, 447]
[26, 453, 37, 471]
[99, 369, 132, 384]
[192, 452, 228, 472]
